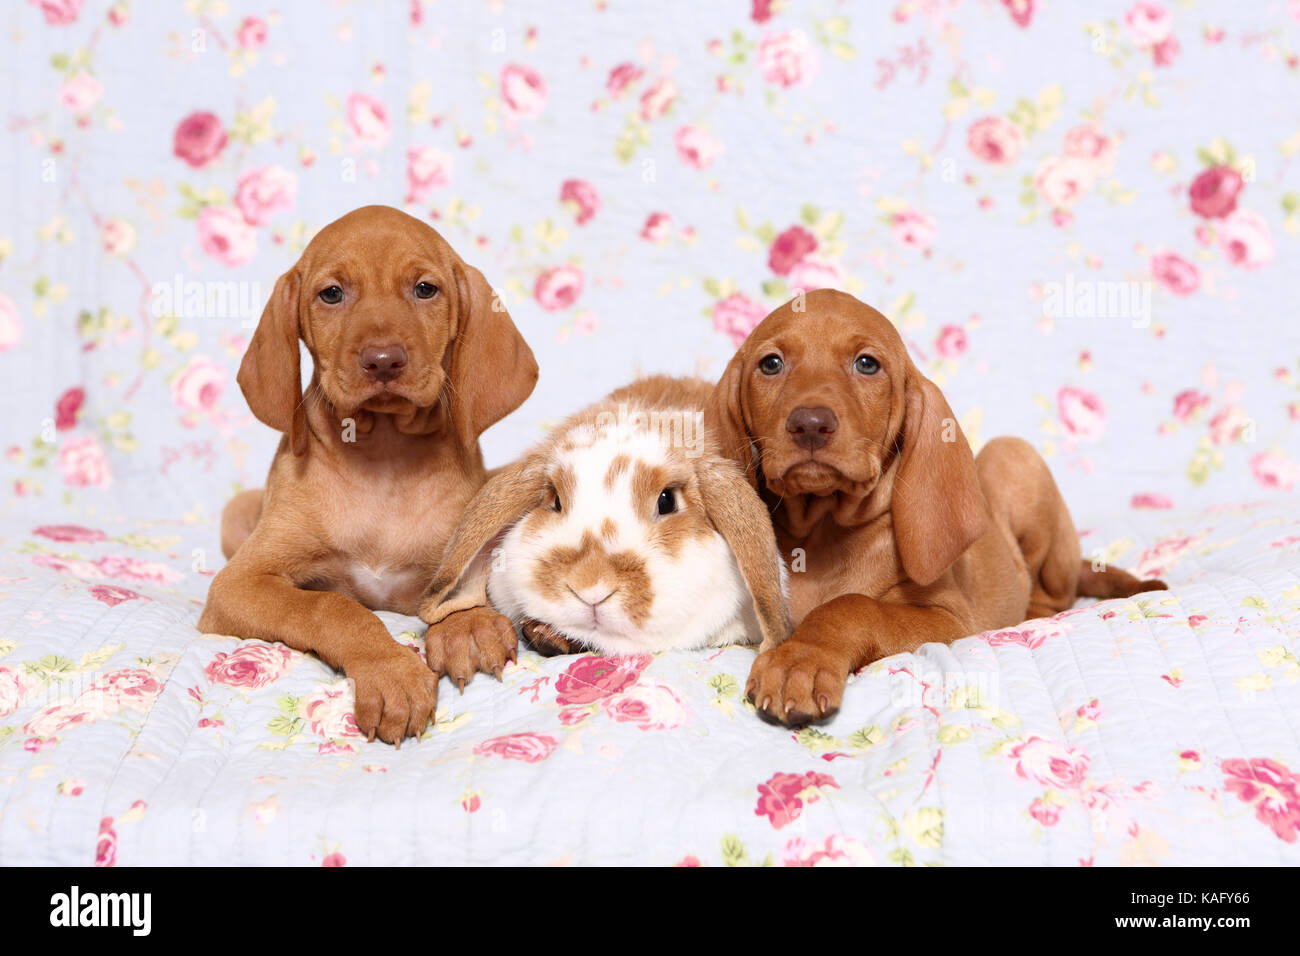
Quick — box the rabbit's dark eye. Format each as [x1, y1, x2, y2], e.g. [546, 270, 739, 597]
[854, 354, 880, 375]
[318, 285, 343, 305]
[657, 488, 677, 516]
[414, 282, 438, 299]
[759, 354, 784, 375]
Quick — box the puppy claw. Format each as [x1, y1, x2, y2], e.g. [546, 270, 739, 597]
[818, 694, 830, 716]
[456, 677, 466, 694]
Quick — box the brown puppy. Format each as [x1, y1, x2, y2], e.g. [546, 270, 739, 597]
[705, 289, 1165, 726]
[198, 205, 537, 745]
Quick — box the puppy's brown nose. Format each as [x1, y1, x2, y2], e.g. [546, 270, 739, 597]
[358, 345, 407, 383]
[786, 406, 838, 451]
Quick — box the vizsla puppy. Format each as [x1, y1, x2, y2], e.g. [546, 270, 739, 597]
[198, 205, 537, 745]
[705, 290, 1165, 726]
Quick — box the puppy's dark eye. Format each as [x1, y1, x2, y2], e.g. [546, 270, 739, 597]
[656, 488, 677, 516]
[318, 286, 343, 305]
[854, 354, 880, 375]
[551, 492, 562, 513]
[414, 282, 438, 299]
[759, 354, 784, 375]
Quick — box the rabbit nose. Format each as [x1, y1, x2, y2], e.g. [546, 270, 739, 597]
[786, 406, 838, 451]
[358, 344, 408, 383]
[566, 583, 616, 608]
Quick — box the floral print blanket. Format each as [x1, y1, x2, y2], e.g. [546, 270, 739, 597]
[2, 498, 1299, 866]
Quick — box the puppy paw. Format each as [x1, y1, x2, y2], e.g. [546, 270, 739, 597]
[520, 618, 579, 657]
[746, 639, 849, 727]
[424, 606, 518, 691]
[348, 645, 440, 746]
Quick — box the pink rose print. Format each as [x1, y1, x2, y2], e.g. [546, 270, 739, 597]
[786, 257, 841, 294]
[89, 668, 164, 713]
[599, 683, 690, 730]
[24, 698, 98, 740]
[891, 208, 935, 250]
[34, 523, 105, 543]
[345, 92, 391, 148]
[89, 584, 141, 607]
[55, 386, 85, 430]
[1035, 155, 1095, 209]
[1063, 125, 1117, 177]
[172, 111, 228, 169]
[1188, 165, 1243, 219]
[560, 179, 601, 225]
[1222, 758, 1300, 843]
[59, 72, 102, 112]
[767, 225, 817, 276]
[1076, 698, 1103, 722]
[235, 16, 268, 49]
[1130, 493, 1173, 509]
[1219, 209, 1274, 269]
[1251, 451, 1300, 491]
[1208, 404, 1250, 445]
[31, 0, 83, 25]
[197, 206, 257, 267]
[967, 116, 1023, 165]
[474, 732, 558, 763]
[95, 816, 117, 867]
[1136, 533, 1200, 578]
[756, 30, 819, 89]
[234, 165, 297, 225]
[675, 854, 702, 867]
[1001, 0, 1034, 28]
[58, 778, 85, 796]
[1150, 251, 1200, 295]
[0, 666, 38, 718]
[712, 292, 768, 348]
[1122, 2, 1173, 50]
[500, 64, 547, 118]
[756, 771, 839, 829]
[1151, 33, 1180, 67]
[322, 852, 347, 867]
[1029, 797, 1062, 826]
[405, 146, 453, 204]
[606, 62, 643, 99]
[981, 617, 1068, 650]
[638, 77, 677, 120]
[782, 834, 873, 866]
[534, 264, 584, 311]
[1057, 386, 1106, 442]
[934, 325, 968, 358]
[554, 654, 651, 706]
[171, 355, 226, 415]
[1007, 736, 1090, 789]
[640, 212, 672, 243]
[302, 683, 362, 739]
[0, 293, 21, 351]
[101, 218, 135, 256]
[205, 642, 293, 689]
[58, 434, 111, 488]
[674, 126, 723, 170]
[32, 553, 178, 585]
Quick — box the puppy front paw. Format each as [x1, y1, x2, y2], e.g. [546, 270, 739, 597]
[746, 639, 850, 727]
[424, 606, 518, 691]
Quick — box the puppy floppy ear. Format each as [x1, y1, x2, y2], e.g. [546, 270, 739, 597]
[446, 262, 539, 448]
[238, 270, 307, 456]
[697, 458, 792, 652]
[892, 366, 988, 587]
[418, 456, 545, 625]
[704, 350, 759, 489]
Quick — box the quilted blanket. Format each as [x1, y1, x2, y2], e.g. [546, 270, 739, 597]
[2, 498, 1298, 866]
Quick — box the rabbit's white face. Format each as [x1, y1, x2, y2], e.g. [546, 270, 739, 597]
[486, 418, 765, 656]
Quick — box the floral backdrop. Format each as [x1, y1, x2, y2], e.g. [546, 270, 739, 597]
[3, 0, 1300, 869]
[3, 0, 1299, 532]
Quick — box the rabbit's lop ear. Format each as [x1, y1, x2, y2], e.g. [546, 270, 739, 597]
[418, 456, 545, 624]
[697, 458, 792, 652]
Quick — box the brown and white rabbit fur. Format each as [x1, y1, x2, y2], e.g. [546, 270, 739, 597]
[418, 376, 792, 658]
